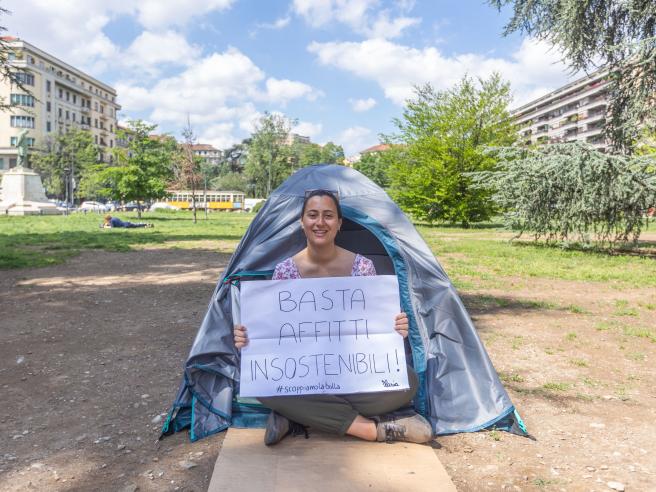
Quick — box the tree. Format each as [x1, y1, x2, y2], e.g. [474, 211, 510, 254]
[472, 142, 656, 246]
[320, 142, 345, 164]
[489, 0, 656, 153]
[0, 9, 32, 112]
[98, 120, 176, 218]
[387, 73, 517, 226]
[290, 141, 345, 168]
[218, 140, 249, 175]
[210, 172, 248, 192]
[353, 150, 392, 188]
[244, 113, 294, 197]
[30, 128, 98, 201]
[178, 116, 202, 223]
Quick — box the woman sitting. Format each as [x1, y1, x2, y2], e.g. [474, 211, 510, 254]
[234, 190, 433, 446]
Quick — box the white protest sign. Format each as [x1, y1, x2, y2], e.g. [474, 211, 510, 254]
[239, 275, 409, 397]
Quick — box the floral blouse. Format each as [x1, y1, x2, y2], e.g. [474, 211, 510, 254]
[272, 254, 377, 280]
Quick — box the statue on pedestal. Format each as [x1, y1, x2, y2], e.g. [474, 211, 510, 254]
[0, 131, 60, 215]
[16, 129, 29, 169]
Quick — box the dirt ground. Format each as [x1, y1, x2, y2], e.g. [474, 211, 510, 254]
[1, 247, 654, 491]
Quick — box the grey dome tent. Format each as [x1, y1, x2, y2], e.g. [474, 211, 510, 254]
[162, 164, 529, 441]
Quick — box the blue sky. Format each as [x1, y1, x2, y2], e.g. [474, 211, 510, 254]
[5, 1, 575, 154]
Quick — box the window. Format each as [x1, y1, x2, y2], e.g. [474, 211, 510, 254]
[0, 158, 4, 170]
[100, 105, 104, 114]
[10, 136, 35, 146]
[46, 101, 51, 112]
[66, 91, 70, 102]
[65, 110, 69, 120]
[10, 115, 35, 128]
[100, 121, 104, 129]
[94, 102, 98, 111]
[46, 80, 51, 92]
[10, 94, 35, 106]
[59, 88, 63, 98]
[72, 113, 76, 122]
[110, 139, 113, 148]
[73, 94, 77, 104]
[46, 121, 51, 132]
[94, 135, 98, 144]
[58, 108, 62, 118]
[13, 72, 35, 86]
[94, 118, 98, 128]
[110, 124, 113, 132]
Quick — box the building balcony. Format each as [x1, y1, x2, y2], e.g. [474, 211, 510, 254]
[512, 80, 609, 121]
[80, 106, 90, 113]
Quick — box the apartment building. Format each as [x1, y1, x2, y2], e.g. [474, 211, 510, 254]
[0, 37, 121, 172]
[283, 133, 311, 146]
[511, 68, 609, 152]
[191, 144, 221, 165]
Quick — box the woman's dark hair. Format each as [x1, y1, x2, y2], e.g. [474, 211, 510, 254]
[301, 189, 342, 219]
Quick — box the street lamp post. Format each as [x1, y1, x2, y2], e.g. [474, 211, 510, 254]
[63, 167, 71, 216]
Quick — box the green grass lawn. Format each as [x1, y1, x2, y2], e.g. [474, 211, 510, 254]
[417, 225, 656, 289]
[2, 213, 655, 289]
[0, 211, 251, 269]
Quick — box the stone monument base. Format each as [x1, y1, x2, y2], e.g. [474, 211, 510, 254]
[0, 166, 61, 216]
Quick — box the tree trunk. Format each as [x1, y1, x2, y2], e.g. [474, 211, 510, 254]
[204, 176, 208, 220]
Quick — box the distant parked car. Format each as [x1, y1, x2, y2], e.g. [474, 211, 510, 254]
[79, 201, 110, 213]
[149, 202, 179, 211]
[119, 202, 143, 212]
[244, 198, 265, 212]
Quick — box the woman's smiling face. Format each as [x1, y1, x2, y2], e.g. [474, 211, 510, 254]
[301, 195, 342, 246]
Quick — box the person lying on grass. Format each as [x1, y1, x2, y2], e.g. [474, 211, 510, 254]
[102, 215, 153, 229]
[234, 189, 433, 446]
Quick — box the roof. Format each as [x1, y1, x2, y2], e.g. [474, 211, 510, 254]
[191, 144, 220, 151]
[361, 144, 391, 154]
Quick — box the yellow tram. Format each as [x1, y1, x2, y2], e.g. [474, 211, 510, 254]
[164, 190, 245, 211]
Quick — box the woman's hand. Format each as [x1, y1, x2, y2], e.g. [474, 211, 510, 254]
[234, 324, 249, 349]
[394, 312, 409, 338]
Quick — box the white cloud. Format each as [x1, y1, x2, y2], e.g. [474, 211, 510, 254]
[337, 126, 374, 155]
[309, 37, 573, 108]
[199, 122, 240, 149]
[265, 78, 320, 105]
[257, 16, 292, 30]
[4, 0, 234, 75]
[135, 0, 234, 30]
[124, 30, 201, 75]
[117, 48, 319, 147]
[294, 121, 323, 138]
[291, 0, 419, 39]
[350, 97, 377, 112]
[367, 12, 420, 39]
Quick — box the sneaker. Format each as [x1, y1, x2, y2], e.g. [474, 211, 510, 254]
[263, 411, 309, 446]
[264, 411, 290, 446]
[375, 412, 433, 444]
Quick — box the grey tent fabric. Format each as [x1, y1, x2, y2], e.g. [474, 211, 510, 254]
[162, 164, 529, 441]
